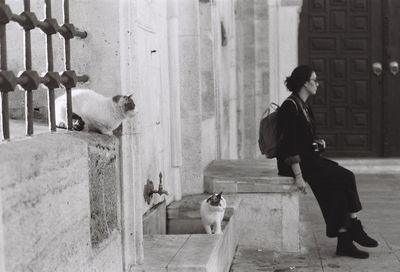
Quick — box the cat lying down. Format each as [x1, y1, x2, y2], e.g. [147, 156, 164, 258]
[200, 192, 226, 234]
[55, 89, 137, 135]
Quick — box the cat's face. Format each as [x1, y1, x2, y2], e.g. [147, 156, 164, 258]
[207, 192, 223, 207]
[113, 94, 137, 116]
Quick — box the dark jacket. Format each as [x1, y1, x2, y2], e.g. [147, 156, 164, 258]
[277, 94, 320, 176]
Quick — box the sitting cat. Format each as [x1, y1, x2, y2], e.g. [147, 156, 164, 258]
[200, 192, 226, 234]
[55, 89, 137, 135]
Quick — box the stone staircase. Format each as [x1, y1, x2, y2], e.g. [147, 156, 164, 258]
[134, 195, 241, 272]
[135, 159, 302, 271]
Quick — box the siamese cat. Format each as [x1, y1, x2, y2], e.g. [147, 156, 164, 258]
[55, 89, 137, 135]
[200, 192, 226, 234]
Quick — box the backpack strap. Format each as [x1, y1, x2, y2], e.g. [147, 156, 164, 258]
[285, 98, 298, 115]
[289, 95, 312, 123]
[261, 102, 279, 118]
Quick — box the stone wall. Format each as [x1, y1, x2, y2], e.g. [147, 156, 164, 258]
[0, 133, 122, 272]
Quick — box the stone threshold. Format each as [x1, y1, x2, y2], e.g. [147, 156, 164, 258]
[133, 195, 241, 272]
[334, 158, 400, 174]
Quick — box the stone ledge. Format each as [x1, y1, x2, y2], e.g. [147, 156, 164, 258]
[204, 160, 293, 193]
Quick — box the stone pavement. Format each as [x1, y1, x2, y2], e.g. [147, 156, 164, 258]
[230, 172, 400, 272]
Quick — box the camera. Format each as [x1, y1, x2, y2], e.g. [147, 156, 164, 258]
[312, 139, 326, 153]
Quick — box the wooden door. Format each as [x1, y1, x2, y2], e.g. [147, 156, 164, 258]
[299, 0, 383, 157]
[383, 0, 400, 156]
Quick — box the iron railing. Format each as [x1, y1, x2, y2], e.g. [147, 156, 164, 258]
[0, 0, 89, 140]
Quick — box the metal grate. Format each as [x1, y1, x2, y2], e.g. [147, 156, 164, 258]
[0, 0, 89, 140]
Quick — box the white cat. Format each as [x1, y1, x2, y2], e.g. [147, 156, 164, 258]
[55, 89, 137, 135]
[200, 192, 226, 234]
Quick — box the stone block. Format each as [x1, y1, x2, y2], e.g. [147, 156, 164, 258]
[0, 133, 123, 271]
[204, 160, 300, 252]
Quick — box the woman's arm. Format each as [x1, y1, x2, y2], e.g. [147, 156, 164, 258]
[279, 100, 307, 194]
[290, 162, 307, 194]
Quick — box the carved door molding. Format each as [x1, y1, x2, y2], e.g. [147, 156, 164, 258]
[299, 0, 384, 156]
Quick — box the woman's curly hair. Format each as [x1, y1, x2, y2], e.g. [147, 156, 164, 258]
[285, 65, 314, 93]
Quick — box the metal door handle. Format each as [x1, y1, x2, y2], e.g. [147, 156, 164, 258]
[372, 62, 382, 76]
[389, 61, 399, 75]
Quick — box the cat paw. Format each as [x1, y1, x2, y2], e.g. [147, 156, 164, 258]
[57, 121, 67, 129]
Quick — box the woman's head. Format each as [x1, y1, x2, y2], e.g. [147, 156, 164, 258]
[285, 65, 317, 93]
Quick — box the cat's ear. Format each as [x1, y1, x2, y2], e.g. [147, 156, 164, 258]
[128, 94, 134, 99]
[216, 192, 223, 199]
[112, 95, 122, 103]
[206, 196, 213, 203]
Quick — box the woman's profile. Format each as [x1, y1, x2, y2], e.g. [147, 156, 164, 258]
[277, 65, 378, 259]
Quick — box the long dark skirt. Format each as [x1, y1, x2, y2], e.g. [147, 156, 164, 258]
[278, 156, 362, 238]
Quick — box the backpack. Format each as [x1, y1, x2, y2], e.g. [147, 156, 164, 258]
[258, 98, 298, 158]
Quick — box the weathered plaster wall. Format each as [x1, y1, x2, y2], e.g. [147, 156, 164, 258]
[182, 0, 239, 195]
[214, 0, 238, 160]
[254, 0, 270, 160]
[0, 133, 122, 272]
[178, 0, 203, 195]
[199, 0, 218, 171]
[268, 0, 303, 104]
[236, 0, 257, 159]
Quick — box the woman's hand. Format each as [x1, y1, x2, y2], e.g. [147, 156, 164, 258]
[289, 162, 307, 194]
[290, 175, 307, 194]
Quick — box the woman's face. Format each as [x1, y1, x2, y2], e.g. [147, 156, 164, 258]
[305, 72, 319, 96]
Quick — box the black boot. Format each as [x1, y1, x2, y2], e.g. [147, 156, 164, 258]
[350, 219, 378, 248]
[336, 231, 369, 259]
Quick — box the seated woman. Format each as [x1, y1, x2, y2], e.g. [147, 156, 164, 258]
[277, 65, 378, 259]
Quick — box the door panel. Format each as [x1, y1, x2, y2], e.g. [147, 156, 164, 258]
[383, 0, 400, 156]
[299, 0, 383, 157]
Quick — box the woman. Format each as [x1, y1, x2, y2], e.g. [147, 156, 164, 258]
[277, 65, 378, 259]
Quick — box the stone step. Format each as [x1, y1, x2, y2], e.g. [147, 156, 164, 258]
[203, 160, 300, 252]
[133, 195, 241, 272]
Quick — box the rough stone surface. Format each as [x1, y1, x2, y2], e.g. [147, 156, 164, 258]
[0, 133, 123, 272]
[86, 134, 120, 247]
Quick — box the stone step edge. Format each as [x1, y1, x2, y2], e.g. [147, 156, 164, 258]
[134, 204, 239, 271]
[167, 214, 237, 271]
[334, 158, 400, 174]
[167, 194, 241, 220]
[204, 176, 294, 194]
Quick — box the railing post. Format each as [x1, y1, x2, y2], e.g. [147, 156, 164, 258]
[0, 0, 88, 138]
[63, 0, 72, 130]
[23, 0, 34, 136]
[44, 0, 56, 131]
[0, 0, 11, 141]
